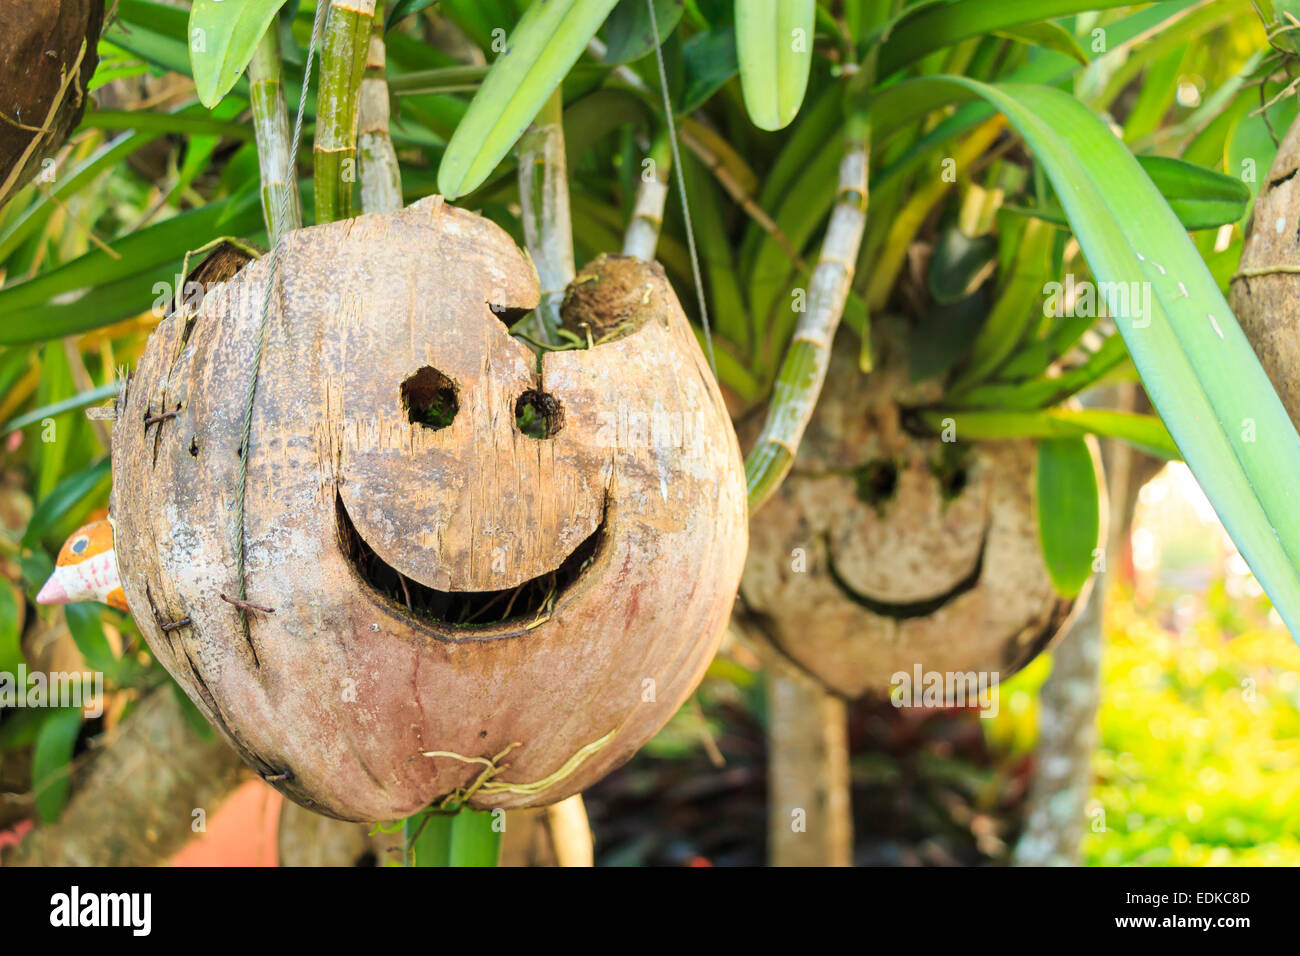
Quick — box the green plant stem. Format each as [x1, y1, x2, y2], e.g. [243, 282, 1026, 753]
[517, 88, 574, 343]
[248, 26, 302, 243]
[314, 0, 376, 224]
[403, 807, 503, 867]
[745, 116, 870, 512]
[358, 31, 403, 214]
[622, 128, 671, 260]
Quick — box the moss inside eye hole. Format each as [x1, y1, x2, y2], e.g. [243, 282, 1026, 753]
[413, 393, 457, 429]
[401, 366, 459, 431]
[515, 390, 561, 439]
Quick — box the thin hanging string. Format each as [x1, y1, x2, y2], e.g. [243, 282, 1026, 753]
[646, 0, 717, 379]
[230, 2, 327, 638]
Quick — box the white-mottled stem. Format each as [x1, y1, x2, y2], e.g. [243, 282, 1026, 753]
[745, 127, 870, 511]
[622, 176, 669, 260]
[622, 127, 671, 261]
[358, 33, 402, 214]
[247, 26, 302, 242]
[516, 88, 574, 343]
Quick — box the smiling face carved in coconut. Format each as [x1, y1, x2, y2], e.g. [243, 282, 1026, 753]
[110, 196, 747, 821]
[741, 338, 1079, 700]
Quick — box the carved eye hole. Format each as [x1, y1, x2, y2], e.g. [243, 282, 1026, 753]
[853, 459, 899, 509]
[401, 366, 459, 431]
[515, 389, 562, 440]
[70, 536, 89, 556]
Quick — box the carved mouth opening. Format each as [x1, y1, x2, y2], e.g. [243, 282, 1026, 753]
[335, 491, 606, 629]
[823, 528, 989, 620]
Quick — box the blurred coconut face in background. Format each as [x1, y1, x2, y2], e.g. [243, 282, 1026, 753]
[741, 338, 1079, 700]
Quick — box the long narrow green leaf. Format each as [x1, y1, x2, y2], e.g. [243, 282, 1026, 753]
[0, 583, 21, 679]
[77, 109, 253, 140]
[874, 0, 1136, 78]
[1037, 437, 1100, 598]
[0, 132, 162, 263]
[33, 709, 83, 823]
[1011, 155, 1252, 231]
[917, 408, 1179, 460]
[437, 0, 620, 199]
[0, 191, 265, 345]
[735, 0, 814, 131]
[23, 458, 112, 550]
[65, 603, 120, 679]
[892, 77, 1300, 636]
[3, 383, 118, 437]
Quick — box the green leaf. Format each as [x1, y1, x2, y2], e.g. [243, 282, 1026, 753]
[1134, 156, 1251, 231]
[917, 408, 1180, 460]
[874, 0, 1135, 79]
[601, 0, 684, 64]
[3, 383, 118, 437]
[928, 227, 997, 304]
[735, 0, 814, 130]
[0, 582, 21, 678]
[0, 190, 265, 345]
[189, 0, 292, 108]
[33, 708, 83, 823]
[64, 604, 119, 678]
[1036, 437, 1100, 598]
[910, 288, 989, 382]
[992, 21, 1088, 65]
[1003, 155, 1251, 232]
[23, 458, 112, 551]
[438, 0, 621, 199]
[882, 77, 1300, 636]
[680, 26, 739, 113]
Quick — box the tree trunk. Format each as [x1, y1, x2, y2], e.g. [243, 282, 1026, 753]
[3, 687, 247, 866]
[765, 659, 852, 866]
[1014, 385, 1158, 865]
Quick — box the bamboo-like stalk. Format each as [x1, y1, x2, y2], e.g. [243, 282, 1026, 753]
[247, 26, 302, 242]
[545, 795, 595, 867]
[516, 88, 574, 343]
[766, 660, 853, 866]
[357, 31, 403, 214]
[622, 130, 671, 260]
[745, 117, 870, 512]
[314, 0, 376, 224]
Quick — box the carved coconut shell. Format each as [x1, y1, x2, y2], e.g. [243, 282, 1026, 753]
[0, 1, 103, 210]
[741, 338, 1078, 699]
[110, 197, 748, 821]
[1230, 115, 1300, 429]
